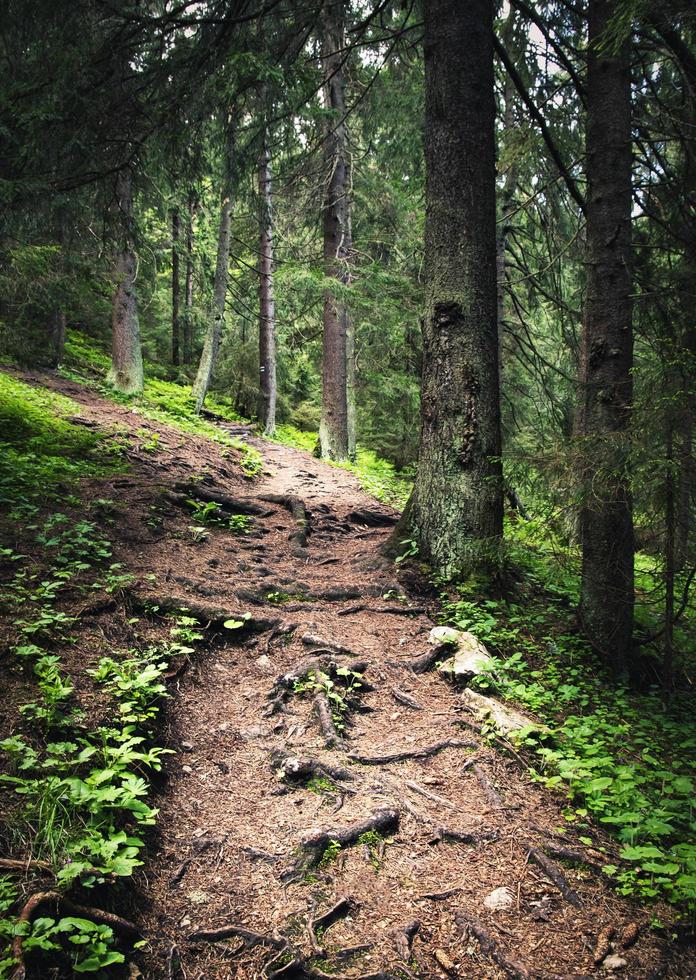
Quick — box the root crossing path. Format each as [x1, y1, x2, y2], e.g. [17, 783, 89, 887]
[22, 376, 683, 979]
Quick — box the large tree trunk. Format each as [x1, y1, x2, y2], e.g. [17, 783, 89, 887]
[108, 168, 143, 395]
[171, 207, 181, 366]
[319, 0, 352, 461]
[183, 192, 196, 365]
[192, 116, 236, 413]
[258, 134, 277, 436]
[578, 0, 634, 672]
[394, 0, 502, 576]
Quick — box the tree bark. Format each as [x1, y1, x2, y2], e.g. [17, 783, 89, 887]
[171, 206, 181, 366]
[395, 0, 503, 576]
[192, 114, 236, 413]
[319, 0, 352, 461]
[183, 192, 196, 365]
[48, 309, 67, 368]
[258, 134, 277, 436]
[578, 0, 634, 672]
[108, 168, 143, 395]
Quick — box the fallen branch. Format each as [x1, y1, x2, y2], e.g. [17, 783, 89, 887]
[526, 847, 582, 908]
[349, 739, 475, 766]
[431, 825, 498, 846]
[11, 891, 140, 980]
[455, 911, 531, 980]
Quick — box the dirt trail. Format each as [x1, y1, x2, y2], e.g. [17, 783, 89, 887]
[10, 375, 691, 979]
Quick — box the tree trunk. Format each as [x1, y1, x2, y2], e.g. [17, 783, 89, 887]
[496, 7, 522, 409]
[394, 0, 503, 576]
[108, 168, 143, 395]
[192, 116, 236, 413]
[183, 192, 195, 365]
[258, 134, 277, 436]
[578, 0, 634, 672]
[319, 0, 352, 461]
[171, 206, 181, 367]
[48, 309, 66, 368]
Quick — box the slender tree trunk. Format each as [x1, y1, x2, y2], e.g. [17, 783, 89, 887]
[319, 0, 352, 461]
[171, 207, 181, 367]
[48, 309, 67, 368]
[578, 0, 634, 672]
[108, 168, 143, 395]
[392, 0, 502, 576]
[496, 8, 522, 407]
[345, 155, 356, 460]
[663, 420, 675, 695]
[258, 134, 277, 436]
[183, 193, 195, 365]
[192, 116, 236, 413]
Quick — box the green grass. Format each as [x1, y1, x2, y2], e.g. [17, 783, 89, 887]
[61, 333, 263, 477]
[441, 521, 696, 916]
[0, 372, 120, 509]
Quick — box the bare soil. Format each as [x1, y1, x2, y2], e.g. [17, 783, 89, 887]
[2, 373, 695, 980]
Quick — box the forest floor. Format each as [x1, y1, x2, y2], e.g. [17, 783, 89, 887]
[1, 370, 695, 980]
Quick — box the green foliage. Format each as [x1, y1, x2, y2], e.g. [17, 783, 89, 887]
[62, 333, 263, 477]
[293, 666, 364, 731]
[185, 499, 252, 534]
[443, 531, 696, 913]
[0, 373, 118, 508]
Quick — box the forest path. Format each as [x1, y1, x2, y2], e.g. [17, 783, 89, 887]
[13, 373, 680, 979]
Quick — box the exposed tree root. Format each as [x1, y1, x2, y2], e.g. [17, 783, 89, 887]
[307, 897, 353, 953]
[473, 764, 504, 808]
[346, 508, 398, 527]
[170, 837, 216, 887]
[349, 739, 475, 766]
[301, 632, 359, 656]
[314, 692, 344, 747]
[270, 750, 354, 785]
[188, 923, 286, 947]
[390, 687, 422, 710]
[409, 643, 451, 674]
[430, 825, 498, 846]
[405, 779, 457, 809]
[172, 482, 273, 516]
[265, 657, 370, 716]
[372, 605, 427, 616]
[284, 808, 400, 877]
[337, 604, 366, 615]
[11, 891, 140, 980]
[391, 919, 420, 960]
[455, 911, 531, 980]
[259, 493, 310, 549]
[536, 838, 612, 876]
[0, 858, 51, 874]
[526, 846, 582, 908]
[131, 593, 280, 633]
